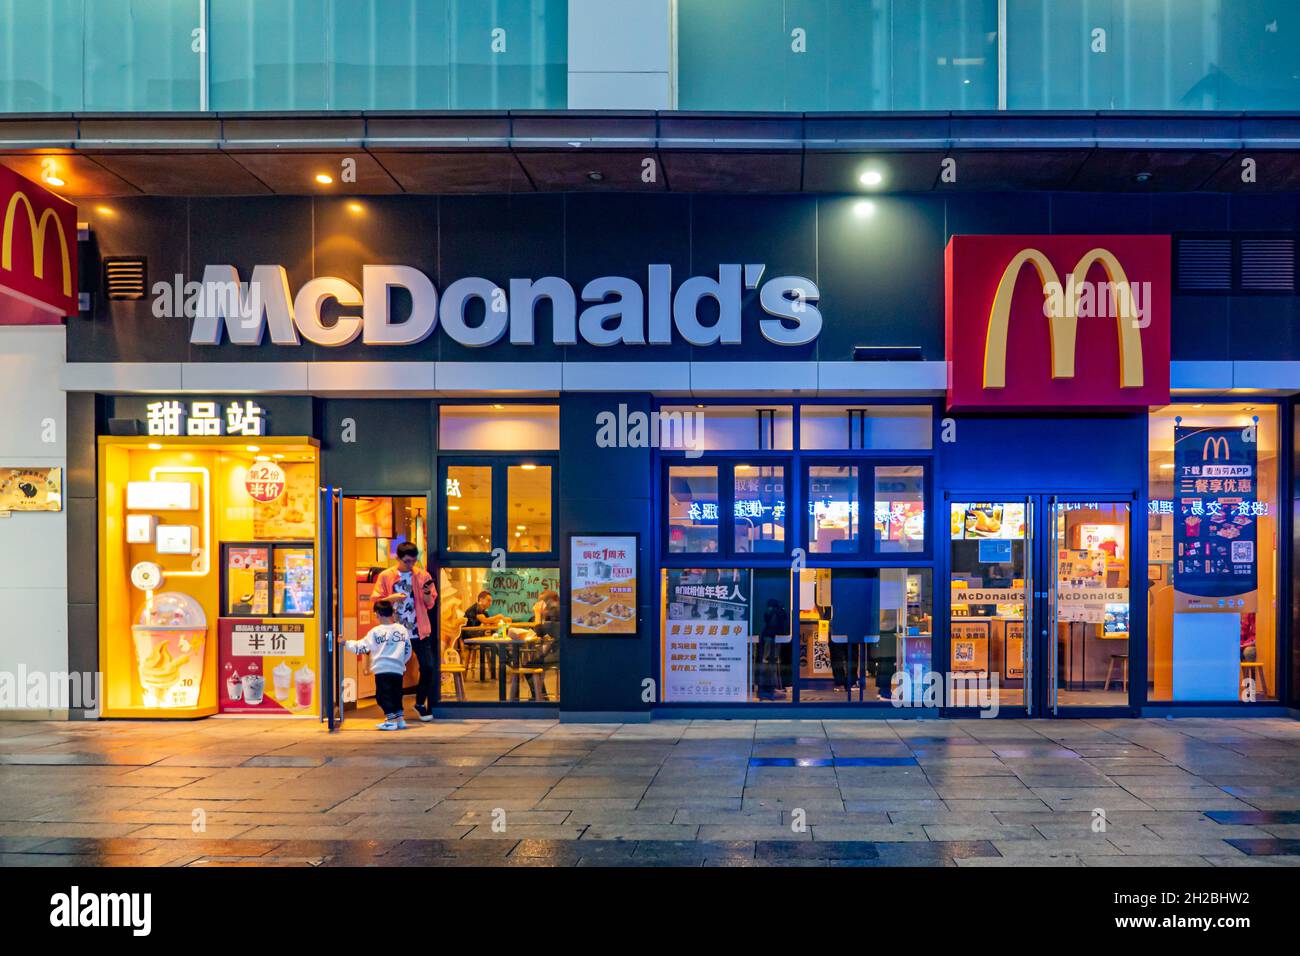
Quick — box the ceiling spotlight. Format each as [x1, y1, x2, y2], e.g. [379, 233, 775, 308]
[42, 171, 65, 187]
[147, 443, 163, 451]
[95, 205, 115, 216]
[315, 173, 334, 185]
[346, 201, 363, 213]
[858, 170, 883, 188]
[1134, 171, 1152, 183]
[587, 171, 604, 182]
[853, 200, 876, 219]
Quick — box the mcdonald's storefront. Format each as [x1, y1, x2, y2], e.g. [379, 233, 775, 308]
[47, 192, 1297, 721]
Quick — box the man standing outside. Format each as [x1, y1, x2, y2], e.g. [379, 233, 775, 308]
[372, 542, 438, 721]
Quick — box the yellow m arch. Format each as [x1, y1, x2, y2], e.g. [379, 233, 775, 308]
[983, 247, 1144, 389]
[2, 190, 72, 297]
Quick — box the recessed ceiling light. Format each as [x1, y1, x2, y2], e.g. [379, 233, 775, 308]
[1134, 171, 1152, 183]
[858, 170, 883, 187]
[516, 524, 527, 531]
[95, 205, 115, 216]
[587, 171, 604, 182]
[272, 453, 285, 459]
[456, 524, 467, 531]
[43, 174, 65, 187]
[315, 173, 334, 185]
[448, 505, 460, 511]
[255, 455, 270, 461]
[147, 443, 162, 450]
[245, 445, 260, 453]
[347, 201, 363, 213]
[520, 463, 536, 470]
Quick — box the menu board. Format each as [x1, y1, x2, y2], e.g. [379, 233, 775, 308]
[570, 535, 637, 635]
[1173, 426, 1258, 598]
[663, 568, 750, 701]
[217, 620, 315, 715]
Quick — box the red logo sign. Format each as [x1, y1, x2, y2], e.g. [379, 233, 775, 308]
[0, 164, 78, 322]
[945, 235, 1170, 410]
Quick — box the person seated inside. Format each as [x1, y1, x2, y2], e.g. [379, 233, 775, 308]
[464, 590, 510, 680]
[519, 589, 560, 702]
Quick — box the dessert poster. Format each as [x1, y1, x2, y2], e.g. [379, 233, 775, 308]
[218, 620, 316, 715]
[1172, 426, 1258, 598]
[570, 535, 637, 635]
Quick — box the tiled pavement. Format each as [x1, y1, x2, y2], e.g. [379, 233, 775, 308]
[1, 716, 1299, 867]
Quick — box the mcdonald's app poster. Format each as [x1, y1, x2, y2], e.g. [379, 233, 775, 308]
[945, 235, 1170, 410]
[1173, 426, 1258, 599]
[0, 163, 78, 321]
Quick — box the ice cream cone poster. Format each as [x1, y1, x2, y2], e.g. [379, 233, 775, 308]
[132, 592, 208, 709]
[218, 620, 316, 715]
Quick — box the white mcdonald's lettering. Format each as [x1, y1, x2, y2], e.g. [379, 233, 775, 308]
[983, 247, 1144, 389]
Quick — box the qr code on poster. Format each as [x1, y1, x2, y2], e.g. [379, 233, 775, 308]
[1231, 541, 1254, 563]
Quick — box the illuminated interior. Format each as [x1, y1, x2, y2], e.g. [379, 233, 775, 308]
[98, 436, 319, 718]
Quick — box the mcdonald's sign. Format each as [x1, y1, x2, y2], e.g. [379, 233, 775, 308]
[0, 164, 78, 323]
[945, 235, 1170, 410]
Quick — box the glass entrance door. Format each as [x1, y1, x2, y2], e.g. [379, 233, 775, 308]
[1048, 499, 1133, 712]
[948, 500, 1032, 712]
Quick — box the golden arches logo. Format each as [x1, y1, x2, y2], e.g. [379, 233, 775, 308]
[983, 247, 1144, 390]
[1, 190, 72, 297]
[1202, 436, 1230, 460]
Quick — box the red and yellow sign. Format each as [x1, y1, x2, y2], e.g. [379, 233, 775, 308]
[946, 235, 1170, 410]
[0, 164, 78, 322]
[244, 461, 286, 502]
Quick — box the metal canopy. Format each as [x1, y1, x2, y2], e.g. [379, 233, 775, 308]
[1, 111, 1297, 198]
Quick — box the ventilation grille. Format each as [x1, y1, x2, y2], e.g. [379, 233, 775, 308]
[1175, 238, 1232, 291]
[103, 256, 147, 300]
[1240, 238, 1296, 292]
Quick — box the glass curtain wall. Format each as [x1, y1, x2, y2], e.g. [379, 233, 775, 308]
[0, 0, 567, 112]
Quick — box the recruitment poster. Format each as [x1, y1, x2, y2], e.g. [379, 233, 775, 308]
[570, 535, 637, 635]
[663, 568, 750, 701]
[1172, 425, 1258, 598]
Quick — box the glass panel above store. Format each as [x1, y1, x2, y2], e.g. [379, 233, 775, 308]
[446, 465, 491, 552]
[807, 465, 859, 554]
[799, 405, 932, 450]
[439, 405, 560, 451]
[507, 464, 552, 553]
[667, 465, 719, 554]
[733, 464, 787, 555]
[658, 405, 793, 452]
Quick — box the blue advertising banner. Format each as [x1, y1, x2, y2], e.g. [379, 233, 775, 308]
[1172, 426, 1259, 598]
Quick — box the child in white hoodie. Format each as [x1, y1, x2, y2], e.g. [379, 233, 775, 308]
[344, 599, 412, 730]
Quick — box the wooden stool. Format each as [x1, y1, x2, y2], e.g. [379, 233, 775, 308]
[1240, 662, 1268, 698]
[1104, 652, 1128, 692]
[506, 665, 545, 701]
[441, 650, 467, 702]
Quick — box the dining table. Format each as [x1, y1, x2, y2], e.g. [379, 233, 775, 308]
[461, 623, 541, 701]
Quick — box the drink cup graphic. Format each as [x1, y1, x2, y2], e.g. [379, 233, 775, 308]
[294, 665, 315, 708]
[132, 593, 207, 709]
[241, 673, 265, 705]
[226, 671, 243, 701]
[272, 661, 292, 701]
